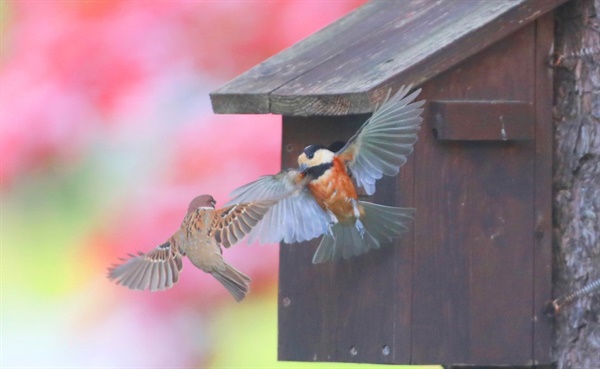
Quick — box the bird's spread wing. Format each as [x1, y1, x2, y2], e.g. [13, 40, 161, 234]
[211, 200, 275, 248]
[226, 169, 330, 244]
[226, 169, 300, 205]
[107, 239, 184, 292]
[336, 86, 424, 195]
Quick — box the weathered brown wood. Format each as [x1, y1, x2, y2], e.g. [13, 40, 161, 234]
[553, 0, 600, 367]
[393, 116, 416, 363]
[430, 101, 534, 141]
[211, 0, 569, 116]
[207, 0, 568, 365]
[532, 13, 555, 365]
[412, 23, 537, 365]
[270, 0, 567, 116]
[278, 115, 412, 364]
[210, 1, 425, 114]
[277, 17, 555, 366]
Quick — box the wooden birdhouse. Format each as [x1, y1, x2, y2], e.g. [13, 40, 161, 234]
[210, 0, 569, 367]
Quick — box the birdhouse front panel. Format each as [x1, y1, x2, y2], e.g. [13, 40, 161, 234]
[277, 16, 553, 367]
[210, 1, 560, 366]
[412, 22, 537, 365]
[278, 114, 412, 364]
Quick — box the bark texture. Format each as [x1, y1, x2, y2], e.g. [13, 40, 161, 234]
[553, 0, 600, 367]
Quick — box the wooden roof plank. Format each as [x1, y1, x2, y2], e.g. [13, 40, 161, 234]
[211, 0, 569, 116]
[270, 0, 566, 115]
[210, 1, 418, 113]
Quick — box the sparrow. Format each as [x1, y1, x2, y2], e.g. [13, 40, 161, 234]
[226, 86, 424, 264]
[107, 194, 274, 302]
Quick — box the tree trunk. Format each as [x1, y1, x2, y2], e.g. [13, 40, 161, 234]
[553, 0, 600, 367]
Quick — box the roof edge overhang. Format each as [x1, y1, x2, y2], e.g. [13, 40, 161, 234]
[210, 0, 568, 116]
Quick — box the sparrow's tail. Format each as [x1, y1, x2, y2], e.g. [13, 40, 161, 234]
[211, 262, 252, 302]
[312, 201, 414, 264]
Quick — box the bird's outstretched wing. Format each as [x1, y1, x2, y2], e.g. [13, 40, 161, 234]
[226, 169, 330, 244]
[211, 199, 275, 248]
[108, 240, 184, 292]
[336, 86, 425, 195]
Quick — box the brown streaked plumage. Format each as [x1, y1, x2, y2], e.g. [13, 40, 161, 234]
[107, 194, 274, 302]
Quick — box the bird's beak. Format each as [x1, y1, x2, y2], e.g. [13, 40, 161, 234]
[299, 163, 308, 173]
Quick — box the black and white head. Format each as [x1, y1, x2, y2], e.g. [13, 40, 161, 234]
[297, 144, 335, 172]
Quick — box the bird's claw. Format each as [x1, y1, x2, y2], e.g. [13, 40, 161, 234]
[350, 199, 361, 218]
[355, 219, 365, 239]
[324, 210, 338, 239]
[326, 223, 336, 239]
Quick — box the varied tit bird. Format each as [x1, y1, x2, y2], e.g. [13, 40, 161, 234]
[227, 86, 424, 264]
[108, 194, 274, 302]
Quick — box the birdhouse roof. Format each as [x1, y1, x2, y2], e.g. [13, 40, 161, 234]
[210, 0, 567, 116]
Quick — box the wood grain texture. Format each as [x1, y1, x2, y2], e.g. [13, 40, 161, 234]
[278, 18, 555, 365]
[253, 1, 565, 366]
[430, 101, 534, 141]
[412, 23, 539, 365]
[210, 0, 569, 116]
[277, 115, 413, 364]
[210, 1, 408, 114]
[553, 0, 600, 367]
[532, 13, 555, 365]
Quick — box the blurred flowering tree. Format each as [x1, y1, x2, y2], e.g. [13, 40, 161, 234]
[1, 0, 370, 367]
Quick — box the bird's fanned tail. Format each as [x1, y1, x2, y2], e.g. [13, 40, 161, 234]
[312, 201, 414, 264]
[211, 262, 252, 302]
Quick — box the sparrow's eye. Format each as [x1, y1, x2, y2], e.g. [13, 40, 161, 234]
[307, 152, 314, 159]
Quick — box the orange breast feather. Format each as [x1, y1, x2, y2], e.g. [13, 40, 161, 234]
[308, 157, 358, 222]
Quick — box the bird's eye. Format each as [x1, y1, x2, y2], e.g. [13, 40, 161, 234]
[307, 153, 314, 159]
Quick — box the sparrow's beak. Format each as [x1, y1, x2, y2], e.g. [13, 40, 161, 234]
[299, 163, 308, 173]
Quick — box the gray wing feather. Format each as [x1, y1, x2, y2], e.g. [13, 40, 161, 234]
[340, 86, 424, 195]
[227, 170, 329, 244]
[227, 170, 297, 205]
[247, 191, 329, 244]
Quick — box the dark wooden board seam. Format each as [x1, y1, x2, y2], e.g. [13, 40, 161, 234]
[532, 12, 555, 365]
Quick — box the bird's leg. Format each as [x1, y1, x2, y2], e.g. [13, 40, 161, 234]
[350, 199, 361, 218]
[350, 199, 365, 239]
[325, 210, 338, 239]
[326, 224, 335, 239]
[355, 220, 366, 239]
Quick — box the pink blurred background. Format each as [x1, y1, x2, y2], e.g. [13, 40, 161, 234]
[1, 1, 374, 367]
